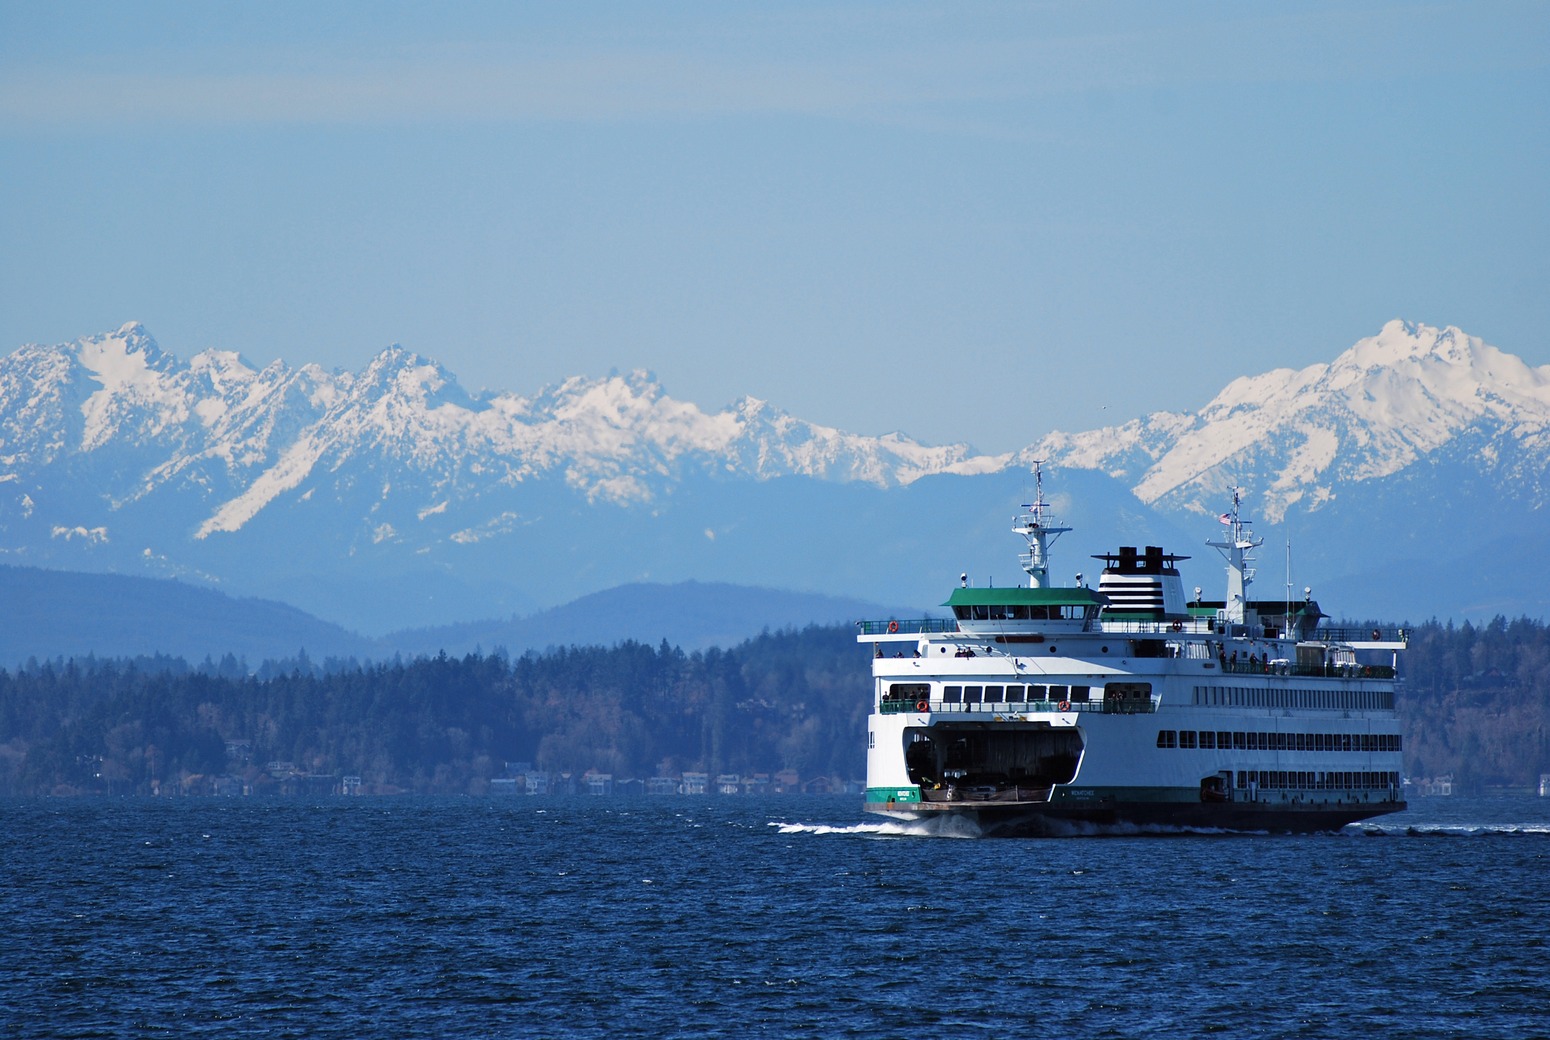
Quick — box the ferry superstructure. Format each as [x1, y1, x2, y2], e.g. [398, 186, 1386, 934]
[859, 469, 1406, 835]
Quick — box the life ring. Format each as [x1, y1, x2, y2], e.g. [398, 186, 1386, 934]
[1058, 700, 1070, 711]
[1171, 621, 1183, 632]
[888, 620, 899, 633]
[915, 700, 929, 712]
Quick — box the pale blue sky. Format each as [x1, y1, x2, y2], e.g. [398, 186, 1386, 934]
[2, 1, 1545, 452]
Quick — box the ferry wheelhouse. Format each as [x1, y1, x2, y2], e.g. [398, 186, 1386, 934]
[859, 469, 1406, 835]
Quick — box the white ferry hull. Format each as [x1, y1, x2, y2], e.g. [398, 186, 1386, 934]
[863, 794, 1406, 836]
[864, 693, 1406, 835]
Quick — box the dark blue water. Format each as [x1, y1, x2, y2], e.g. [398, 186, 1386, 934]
[2, 795, 1546, 1039]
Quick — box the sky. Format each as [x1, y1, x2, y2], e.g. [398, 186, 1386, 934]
[1, 1, 1546, 453]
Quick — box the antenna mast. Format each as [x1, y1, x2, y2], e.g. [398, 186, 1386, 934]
[1014, 461, 1071, 589]
[1205, 486, 1263, 625]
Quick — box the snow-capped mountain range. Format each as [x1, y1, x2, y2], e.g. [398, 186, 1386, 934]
[2, 320, 1546, 632]
[1028, 320, 1550, 522]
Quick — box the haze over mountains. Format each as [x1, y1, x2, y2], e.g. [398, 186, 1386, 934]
[2, 319, 1546, 652]
[0, 567, 884, 669]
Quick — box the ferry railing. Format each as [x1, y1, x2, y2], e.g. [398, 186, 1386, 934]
[857, 618, 958, 636]
[1314, 626, 1407, 644]
[1219, 660, 1397, 680]
[1090, 619, 1215, 635]
[878, 697, 1158, 716]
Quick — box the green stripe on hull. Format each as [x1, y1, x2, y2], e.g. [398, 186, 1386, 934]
[865, 786, 922, 803]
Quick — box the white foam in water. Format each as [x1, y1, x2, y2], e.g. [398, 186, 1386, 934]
[772, 816, 984, 839]
[773, 817, 1260, 839]
[1357, 821, 1550, 837]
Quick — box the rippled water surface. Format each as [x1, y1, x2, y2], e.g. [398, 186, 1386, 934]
[2, 795, 1546, 1039]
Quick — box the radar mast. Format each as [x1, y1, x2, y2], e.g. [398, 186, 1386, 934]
[1205, 487, 1263, 624]
[1014, 461, 1071, 589]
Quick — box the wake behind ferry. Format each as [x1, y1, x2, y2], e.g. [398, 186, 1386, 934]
[858, 468, 1406, 835]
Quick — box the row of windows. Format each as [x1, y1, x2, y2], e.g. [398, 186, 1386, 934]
[884, 682, 1150, 705]
[1193, 685, 1394, 711]
[1158, 730, 1402, 752]
[940, 683, 1093, 704]
[953, 604, 1093, 621]
[1236, 770, 1400, 791]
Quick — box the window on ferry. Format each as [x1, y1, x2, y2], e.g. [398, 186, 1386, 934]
[1179, 731, 1197, 749]
[1070, 685, 1091, 702]
[1010, 605, 1030, 620]
[1198, 731, 1216, 750]
[972, 605, 989, 621]
[1047, 685, 1068, 702]
[943, 685, 963, 703]
[1106, 682, 1153, 699]
[1004, 684, 1024, 701]
[1027, 684, 1047, 700]
[890, 683, 929, 701]
[1157, 730, 1177, 749]
[984, 685, 1004, 702]
[964, 685, 983, 704]
[1218, 731, 1232, 749]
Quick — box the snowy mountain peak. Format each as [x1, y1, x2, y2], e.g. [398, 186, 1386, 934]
[77, 322, 169, 373]
[358, 345, 456, 392]
[112, 320, 156, 346]
[1332, 321, 1469, 386]
[1032, 320, 1550, 523]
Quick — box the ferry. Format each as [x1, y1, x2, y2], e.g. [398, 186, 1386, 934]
[859, 467, 1407, 835]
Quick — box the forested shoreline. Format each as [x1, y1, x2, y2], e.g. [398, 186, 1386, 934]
[1, 618, 1547, 797]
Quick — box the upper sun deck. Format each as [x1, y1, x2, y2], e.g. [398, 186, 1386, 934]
[854, 586, 1103, 641]
[945, 586, 1105, 625]
[856, 600, 1407, 653]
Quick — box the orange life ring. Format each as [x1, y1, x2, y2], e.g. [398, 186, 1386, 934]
[915, 700, 929, 712]
[1058, 700, 1070, 711]
[888, 620, 899, 633]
